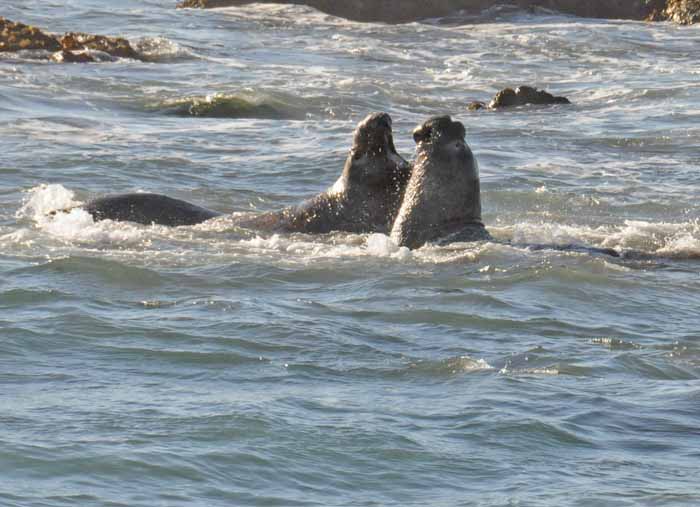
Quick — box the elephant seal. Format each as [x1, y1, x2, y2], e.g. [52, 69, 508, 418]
[84, 193, 221, 226]
[80, 112, 410, 232]
[389, 115, 619, 257]
[390, 115, 490, 249]
[243, 111, 411, 234]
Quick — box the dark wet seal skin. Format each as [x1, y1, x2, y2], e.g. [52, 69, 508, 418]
[389, 115, 619, 257]
[240, 111, 411, 234]
[84, 193, 221, 226]
[390, 115, 490, 249]
[77, 112, 410, 232]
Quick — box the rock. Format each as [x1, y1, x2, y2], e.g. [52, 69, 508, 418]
[50, 49, 96, 63]
[663, 0, 700, 24]
[644, 0, 671, 20]
[177, 0, 495, 23]
[0, 18, 141, 62]
[175, 0, 699, 25]
[468, 86, 570, 111]
[59, 32, 139, 59]
[467, 101, 487, 111]
[0, 17, 61, 52]
[175, 0, 636, 23]
[489, 86, 570, 108]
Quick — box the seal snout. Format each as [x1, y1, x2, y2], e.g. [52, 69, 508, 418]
[353, 112, 396, 155]
[362, 112, 392, 131]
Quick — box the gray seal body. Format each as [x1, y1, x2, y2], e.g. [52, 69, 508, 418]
[80, 112, 409, 232]
[241, 112, 411, 234]
[390, 115, 489, 249]
[84, 193, 221, 226]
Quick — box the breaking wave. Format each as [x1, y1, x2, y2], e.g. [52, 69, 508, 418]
[149, 92, 309, 119]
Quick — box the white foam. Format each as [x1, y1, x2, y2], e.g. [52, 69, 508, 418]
[602, 220, 700, 257]
[15, 184, 148, 245]
[16, 184, 81, 223]
[238, 233, 412, 261]
[499, 220, 700, 258]
[451, 355, 494, 373]
[500, 366, 560, 376]
[508, 222, 609, 246]
[133, 37, 196, 62]
[366, 233, 411, 259]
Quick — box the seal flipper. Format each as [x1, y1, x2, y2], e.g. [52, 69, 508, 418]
[84, 193, 221, 226]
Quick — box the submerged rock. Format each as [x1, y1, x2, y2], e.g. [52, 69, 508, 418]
[468, 86, 570, 111]
[0, 17, 140, 62]
[0, 17, 61, 52]
[175, 0, 699, 25]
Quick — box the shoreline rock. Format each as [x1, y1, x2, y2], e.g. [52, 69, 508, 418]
[0, 17, 62, 52]
[662, 0, 700, 24]
[0, 17, 140, 63]
[60, 32, 139, 60]
[175, 0, 700, 25]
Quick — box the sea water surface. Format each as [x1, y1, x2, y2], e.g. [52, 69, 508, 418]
[1, 2, 700, 506]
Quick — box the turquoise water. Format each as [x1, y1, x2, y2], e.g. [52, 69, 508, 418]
[2, 2, 700, 506]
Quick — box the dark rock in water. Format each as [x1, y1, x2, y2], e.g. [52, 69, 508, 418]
[175, 0, 698, 25]
[59, 32, 139, 60]
[50, 50, 97, 63]
[468, 86, 570, 111]
[0, 17, 61, 52]
[490, 86, 570, 108]
[0, 17, 140, 62]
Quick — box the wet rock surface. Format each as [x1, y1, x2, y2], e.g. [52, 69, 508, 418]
[663, 0, 700, 23]
[176, 0, 493, 23]
[0, 17, 140, 62]
[0, 17, 61, 52]
[50, 49, 97, 63]
[60, 32, 138, 59]
[468, 86, 570, 111]
[175, 0, 699, 24]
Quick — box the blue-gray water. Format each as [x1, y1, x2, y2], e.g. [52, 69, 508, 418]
[2, 2, 700, 506]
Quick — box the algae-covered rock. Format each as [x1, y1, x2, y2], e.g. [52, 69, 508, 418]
[663, 0, 700, 24]
[60, 32, 139, 59]
[1, 17, 141, 62]
[0, 17, 61, 52]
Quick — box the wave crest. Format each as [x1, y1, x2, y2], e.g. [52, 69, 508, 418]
[151, 92, 306, 119]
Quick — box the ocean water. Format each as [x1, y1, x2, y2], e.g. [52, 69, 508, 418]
[1, 2, 700, 506]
